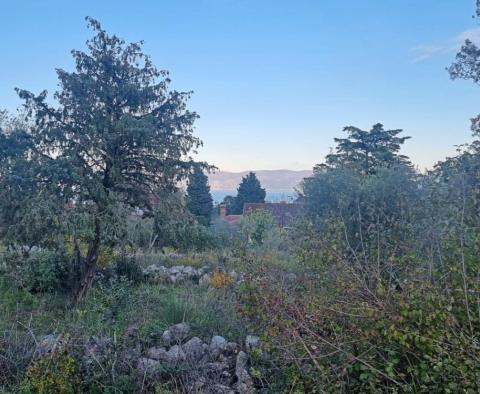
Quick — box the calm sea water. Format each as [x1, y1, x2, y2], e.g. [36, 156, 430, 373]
[211, 190, 298, 204]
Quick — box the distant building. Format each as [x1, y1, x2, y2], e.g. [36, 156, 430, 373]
[219, 201, 303, 228]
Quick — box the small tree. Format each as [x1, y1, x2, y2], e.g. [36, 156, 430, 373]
[231, 172, 266, 214]
[13, 18, 208, 300]
[186, 166, 213, 223]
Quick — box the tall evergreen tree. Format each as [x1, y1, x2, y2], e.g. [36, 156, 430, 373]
[12, 18, 208, 300]
[186, 166, 213, 222]
[231, 172, 266, 214]
[319, 123, 410, 175]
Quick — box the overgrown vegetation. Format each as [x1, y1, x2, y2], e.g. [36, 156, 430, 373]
[1, 7, 480, 394]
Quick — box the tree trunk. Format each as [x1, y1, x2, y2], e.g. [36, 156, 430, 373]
[76, 217, 101, 302]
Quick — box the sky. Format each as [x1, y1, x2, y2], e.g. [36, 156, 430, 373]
[1, 0, 479, 172]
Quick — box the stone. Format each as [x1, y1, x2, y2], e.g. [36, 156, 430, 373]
[236, 351, 255, 394]
[169, 265, 184, 274]
[212, 384, 235, 394]
[183, 337, 205, 361]
[199, 273, 211, 287]
[146, 346, 169, 361]
[210, 335, 227, 358]
[166, 345, 186, 364]
[137, 357, 160, 373]
[183, 266, 195, 276]
[210, 335, 227, 350]
[205, 361, 230, 374]
[162, 323, 190, 345]
[245, 335, 260, 352]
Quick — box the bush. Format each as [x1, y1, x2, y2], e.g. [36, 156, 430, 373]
[20, 348, 81, 394]
[10, 249, 80, 293]
[114, 255, 143, 283]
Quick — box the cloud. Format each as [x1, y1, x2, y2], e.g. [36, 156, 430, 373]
[412, 27, 480, 63]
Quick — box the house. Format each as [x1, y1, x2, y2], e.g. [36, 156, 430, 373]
[219, 201, 303, 227]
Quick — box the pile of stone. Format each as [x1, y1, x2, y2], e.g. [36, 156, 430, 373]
[142, 264, 208, 284]
[137, 323, 259, 394]
[142, 264, 244, 287]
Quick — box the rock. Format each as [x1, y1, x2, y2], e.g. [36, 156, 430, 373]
[137, 357, 160, 373]
[143, 265, 170, 282]
[34, 335, 61, 359]
[162, 323, 190, 345]
[245, 335, 260, 352]
[146, 346, 169, 361]
[183, 266, 195, 276]
[210, 335, 227, 358]
[205, 361, 230, 374]
[170, 265, 184, 274]
[183, 337, 205, 361]
[199, 273, 211, 287]
[236, 351, 255, 394]
[166, 345, 186, 364]
[212, 384, 235, 394]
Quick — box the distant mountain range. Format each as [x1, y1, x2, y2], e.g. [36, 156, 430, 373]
[208, 169, 312, 192]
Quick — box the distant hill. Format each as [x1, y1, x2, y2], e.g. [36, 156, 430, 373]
[208, 169, 312, 192]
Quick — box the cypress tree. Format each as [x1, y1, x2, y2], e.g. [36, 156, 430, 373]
[186, 166, 213, 222]
[231, 172, 266, 214]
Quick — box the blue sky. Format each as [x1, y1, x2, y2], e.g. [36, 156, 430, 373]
[1, 0, 479, 171]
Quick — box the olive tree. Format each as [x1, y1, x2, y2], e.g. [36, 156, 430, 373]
[13, 18, 208, 300]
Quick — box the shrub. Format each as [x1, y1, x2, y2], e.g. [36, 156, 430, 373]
[20, 348, 81, 394]
[114, 255, 143, 283]
[209, 270, 234, 289]
[15, 249, 79, 293]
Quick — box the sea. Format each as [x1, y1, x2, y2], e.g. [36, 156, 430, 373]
[211, 190, 298, 204]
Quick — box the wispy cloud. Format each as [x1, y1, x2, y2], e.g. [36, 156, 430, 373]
[412, 27, 480, 63]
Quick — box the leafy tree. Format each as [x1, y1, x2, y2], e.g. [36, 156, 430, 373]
[319, 123, 411, 175]
[186, 166, 213, 222]
[11, 18, 208, 300]
[231, 172, 266, 214]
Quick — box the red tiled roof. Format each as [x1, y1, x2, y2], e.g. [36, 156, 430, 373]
[224, 214, 242, 224]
